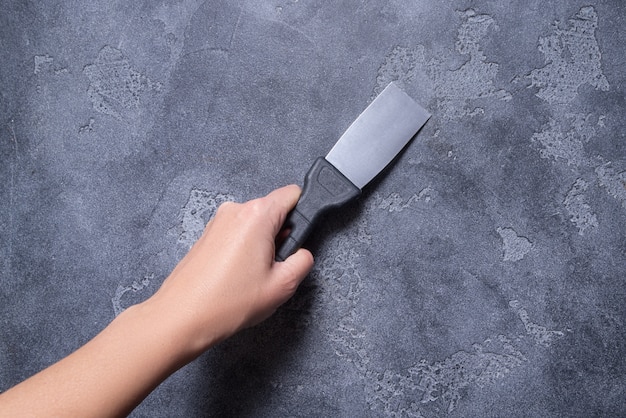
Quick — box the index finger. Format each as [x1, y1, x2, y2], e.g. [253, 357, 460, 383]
[261, 184, 302, 236]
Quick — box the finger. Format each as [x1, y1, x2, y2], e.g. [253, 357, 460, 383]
[271, 248, 314, 299]
[262, 184, 302, 236]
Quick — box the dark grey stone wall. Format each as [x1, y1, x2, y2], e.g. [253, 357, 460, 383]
[1, 1, 625, 416]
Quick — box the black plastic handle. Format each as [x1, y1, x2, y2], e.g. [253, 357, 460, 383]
[276, 157, 361, 261]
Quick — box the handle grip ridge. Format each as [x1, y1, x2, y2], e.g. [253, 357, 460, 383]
[276, 157, 361, 261]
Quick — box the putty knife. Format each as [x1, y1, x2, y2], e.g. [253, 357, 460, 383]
[276, 82, 430, 261]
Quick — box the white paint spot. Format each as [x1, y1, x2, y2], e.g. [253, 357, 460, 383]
[428, 9, 512, 119]
[367, 335, 526, 414]
[376, 188, 433, 213]
[496, 227, 532, 262]
[373, 45, 425, 99]
[509, 300, 565, 347]
[176, 188, 235, 248]
[595, 162, 626, 210]
[112, 274, 153, 316]
[528, 6, 609, 104]
[563, 179, 598, 235]
[373, 10, 511, 119]
[83, 46, 162, 119]
[34, 55, 54, 74]
[531, 113, 598, 166]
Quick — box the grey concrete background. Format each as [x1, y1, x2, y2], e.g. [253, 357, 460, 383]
[1, 1, 625, 416]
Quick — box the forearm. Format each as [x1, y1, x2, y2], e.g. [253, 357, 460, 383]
[0, 298, 205, 417]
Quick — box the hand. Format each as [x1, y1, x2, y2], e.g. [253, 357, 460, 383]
[146, 184, 315, 355]
[0, 185, 314, 417]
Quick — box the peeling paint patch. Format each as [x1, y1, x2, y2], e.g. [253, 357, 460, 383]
[496, 227, 532, 262]
[532, 118, 582, 165]
[528, 6, 609, 104]
[509, 300, 565, 347]
[34, 54, 68, 75]
[531, 113, 599, 166]
[78, 117, 95, 134]
[365, 368, 425, 417]
[374, 9, 510, 119]
[364, 298, 568, 415]
[376, 189, 433, 213]
[314, 238, 367, 370]
[373, 45, 425, 99]
[312, 221, 564, 415]
[414, 336, 525, 412]
[366, 335, 526, 414]
[563, 179, 598, 235]
[595, 162, 626, 210]
[34, 55, 54, 74]
[175, 188, 234, 248]
[428, 9, 512, 119]
[312, 223, 568, 415]
[83, 46, 162, 119]
[112, 274, 153, 316]
[525, 6, 610, 241]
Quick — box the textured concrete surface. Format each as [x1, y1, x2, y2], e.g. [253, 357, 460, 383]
[1, 1, 625, 416]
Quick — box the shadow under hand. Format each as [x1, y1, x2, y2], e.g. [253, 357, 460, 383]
[191, 280, 316, 417]
[191, 194, 367, 416]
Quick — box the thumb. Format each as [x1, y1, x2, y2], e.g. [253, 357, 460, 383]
[270, 248, 314, 303]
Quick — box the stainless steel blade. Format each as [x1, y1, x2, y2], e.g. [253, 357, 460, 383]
[325, 83, 430, 189]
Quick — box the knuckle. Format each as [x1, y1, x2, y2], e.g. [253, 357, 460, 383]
[243, 199, 267, 219]
[215, 200, 238, 215]
[210, 201, 240, 226]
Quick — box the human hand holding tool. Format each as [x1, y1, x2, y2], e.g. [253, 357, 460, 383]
[0, 185, 313, 418]
[0, 82, 430, 417]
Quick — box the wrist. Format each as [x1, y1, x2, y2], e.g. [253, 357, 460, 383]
[133, 291, 225, 362]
